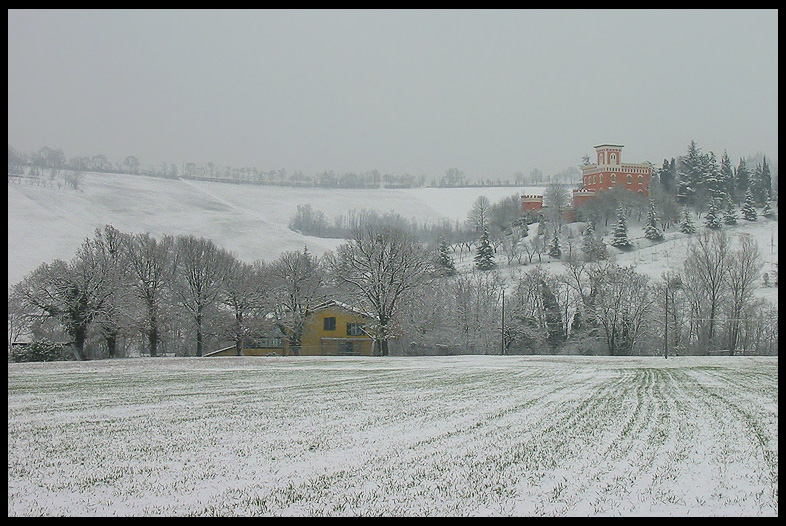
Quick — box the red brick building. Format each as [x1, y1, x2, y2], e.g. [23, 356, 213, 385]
[521, 194, 544, 212]
[521, 143, 652, 219]
[574, 144, 652, 202]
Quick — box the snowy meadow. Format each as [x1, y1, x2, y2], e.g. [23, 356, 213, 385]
[7, 355, 778, 516]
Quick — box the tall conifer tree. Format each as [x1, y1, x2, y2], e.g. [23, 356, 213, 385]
[644, 199, 664, 240]
[610, 206, 631, 248]
[679, 208, 696, 234]
[474, 228, 496, 270]
[741, 188, 758, 221]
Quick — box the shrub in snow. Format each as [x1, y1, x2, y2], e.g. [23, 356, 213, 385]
[762, 200, 775, 219]
[434, 237, 457, 276]
[679, 208, 696, 234]
[10, 338, 71, 363]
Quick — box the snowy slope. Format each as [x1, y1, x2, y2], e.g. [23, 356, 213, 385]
[7, 172, 542, 286]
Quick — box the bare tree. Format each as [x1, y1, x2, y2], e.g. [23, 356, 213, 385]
[543, 183, 571, 228]
[588, 264, 654, 355]
[63, 169, 84, 190]
[171, 235, 234, 356]
[221, 260, 274, 355]
[466, 195, 492, 236]
[15, 243, 116, 360]
[329, 224, 432, 356]
[507, 266, 553, 353]
[452, 270, 505, 354]
[7, 285, 28, 348]
[681, 230, 731, 352]
[725, 234, 763, 353]
[88, 225, 134, 358]
[270, 248, 328, 355]
[123, 155, 140, 175]
[126, 232, 174, 357]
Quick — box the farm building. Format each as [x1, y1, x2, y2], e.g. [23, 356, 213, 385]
[206, 300, 376, 357]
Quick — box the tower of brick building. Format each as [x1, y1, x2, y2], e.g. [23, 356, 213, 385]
[573, 144, 652, 208]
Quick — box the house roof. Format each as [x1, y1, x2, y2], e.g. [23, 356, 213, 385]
[312, 299, 376, 320]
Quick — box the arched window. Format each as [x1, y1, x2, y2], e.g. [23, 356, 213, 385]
[599, 153, 605, 165]
[610, 153, 617, 164]
[627, 175, 632, 184]
[638, 175, 644, 184]
[611, 174, 616, 184]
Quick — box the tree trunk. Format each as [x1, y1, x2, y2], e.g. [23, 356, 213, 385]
[196, 310, 203, 357]
[149, 308, 159, 357]
[148, 325, 158, 357]
[71, 327, 87, 361]
[105, 332, 117, 358]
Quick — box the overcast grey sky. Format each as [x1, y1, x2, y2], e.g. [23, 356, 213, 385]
[7, 9, 778, 179]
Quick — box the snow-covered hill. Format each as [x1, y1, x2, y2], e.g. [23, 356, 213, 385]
[7, 172, 543, 286]
[7, 172, 778, 305]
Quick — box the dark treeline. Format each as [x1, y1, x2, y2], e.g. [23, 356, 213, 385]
[287, 193, 524, 248]
[8, 144, 578, 189]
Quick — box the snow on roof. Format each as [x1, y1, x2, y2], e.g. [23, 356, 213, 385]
[312, 299, 376, 319]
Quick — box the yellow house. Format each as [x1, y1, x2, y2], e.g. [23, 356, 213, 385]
[206, 300, 376, 357]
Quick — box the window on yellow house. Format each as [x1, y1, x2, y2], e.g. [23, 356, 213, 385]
[347, 323, 365, 336]
[323, 317, 336, 331]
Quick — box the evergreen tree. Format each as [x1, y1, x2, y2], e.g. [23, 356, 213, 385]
[704, 199, 722, 229]
[749, 163, 765, 205]
[520, 219, 529, 238]
[704, 151, 725, 201]
[761, 156, 772, 201]
[679, 208, 696, 234]
[547, 228, 562, 259]
[762, 200, 774, 219]
[659, 158, 676, 193]
[610, 206, 631, 248]
[741, 188, 758, 221]
[582, 221, 595, 255]
[735, 158, 750, 203]
[678, 140, 704, 203]
[750, 161, 771, 205]
[720, 151, 735, 201]
[474, 228, 496, 270]
[723, 194, 738, 225]
[435, 237, 456, 276]
[582, 222, 607, 262]
[644, 199, 664, 241]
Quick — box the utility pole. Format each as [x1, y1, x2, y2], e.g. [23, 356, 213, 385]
[664, 284, 668, 359]
[663, 273, 682, 359]
[501, 289, 505, 355]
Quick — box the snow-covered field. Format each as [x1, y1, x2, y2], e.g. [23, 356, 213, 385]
[7, 355, 778, 516]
